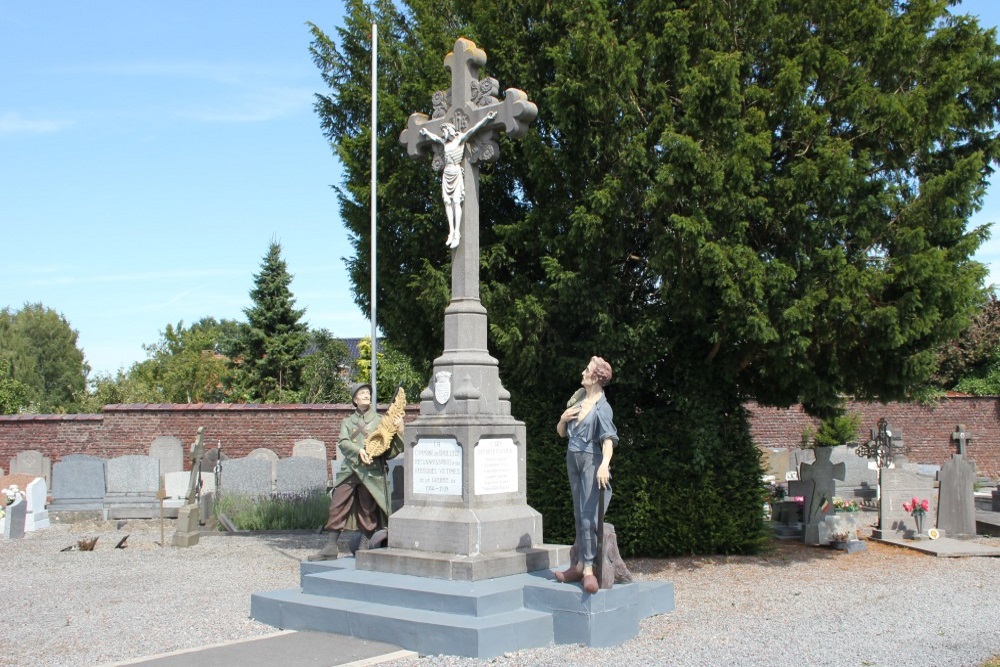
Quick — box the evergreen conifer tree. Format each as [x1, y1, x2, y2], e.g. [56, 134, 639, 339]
[229, 241, 309, 402]
[311, 0, 1000, 555]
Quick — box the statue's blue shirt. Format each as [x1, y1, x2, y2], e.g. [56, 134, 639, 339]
[566, 396, 619, 454]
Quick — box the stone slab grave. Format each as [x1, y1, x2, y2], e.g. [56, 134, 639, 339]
[247, 448, 279, 492]
[104, 455, 161, 519]
[9, 449, 52, 488]
[275, 457, 328, 496]
[221, 457, 272, 497]
[2, 497, 27, 538]
[49, 454, 107, 514]
[936, 424, 977, 539]
[251, 36, 673, 658]
[937, 454, 976, 539]
[149, 435, 184, 475]
[25, 477, 50, 531]
[875, 464, 936, 540]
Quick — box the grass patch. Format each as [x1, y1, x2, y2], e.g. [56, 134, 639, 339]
[214, 489, 330, 531]
[981, 657, 1000, 667]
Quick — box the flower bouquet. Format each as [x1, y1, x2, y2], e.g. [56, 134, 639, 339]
[902, 497, 930, 536]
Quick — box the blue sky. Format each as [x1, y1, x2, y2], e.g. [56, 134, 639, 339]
[2, 1, 1000, 379]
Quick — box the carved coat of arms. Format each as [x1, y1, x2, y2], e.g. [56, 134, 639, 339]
[434, 371, 452, 405]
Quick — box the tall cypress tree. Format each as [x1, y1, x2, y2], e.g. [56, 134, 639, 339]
[311, 0, 1000, 555]
[229, 241, 309, 402]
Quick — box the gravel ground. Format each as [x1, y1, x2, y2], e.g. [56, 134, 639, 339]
[2, 518, 999, 667]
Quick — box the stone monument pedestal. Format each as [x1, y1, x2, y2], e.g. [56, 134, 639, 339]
[357, 408, 565, 580]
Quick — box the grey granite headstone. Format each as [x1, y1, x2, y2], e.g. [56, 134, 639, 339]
[149, 436, 184, 475]
[3, 498, 26, 538]
[220, 458, 271, 497]
[832, 446, 879, 501]
[50, 454, 107, 511]
[275, 457, 328, 496]
[106, 455, 160, 494]
[292, 438, 327, 461]
[877, 467, 936, 539]
[936, 454, 976, 539]
[10, 449, 51, 487]
[800, 448, 846, 545]
[247, 448, 279, 491]
[105, 455, 161, 519]
[24, 477, 49, 531]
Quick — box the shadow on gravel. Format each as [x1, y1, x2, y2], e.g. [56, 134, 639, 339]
[627, 534, 877, 577]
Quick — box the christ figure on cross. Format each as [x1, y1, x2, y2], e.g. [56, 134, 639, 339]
[420, 110, 497, 248]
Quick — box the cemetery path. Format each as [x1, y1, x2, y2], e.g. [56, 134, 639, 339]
[2, 519, 998, 667]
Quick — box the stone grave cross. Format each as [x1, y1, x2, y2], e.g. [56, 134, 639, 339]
[800, 449, 846, 544]
[951, 424, 969, 457]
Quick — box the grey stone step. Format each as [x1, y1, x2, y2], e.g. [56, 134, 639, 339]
[250, 588, 553, 658]
[301, 566, 527, 616]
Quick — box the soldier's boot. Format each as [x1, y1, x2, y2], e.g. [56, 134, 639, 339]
[307, 531, 341, 561]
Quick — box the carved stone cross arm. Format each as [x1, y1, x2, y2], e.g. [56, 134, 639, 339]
[398, 37, 537, 164]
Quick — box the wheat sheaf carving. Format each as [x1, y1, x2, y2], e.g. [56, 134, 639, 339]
[364, 388, 407, 457]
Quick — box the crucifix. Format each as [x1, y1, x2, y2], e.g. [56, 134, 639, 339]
[951, 424, 969, 457]
[400, 37, 536, 302]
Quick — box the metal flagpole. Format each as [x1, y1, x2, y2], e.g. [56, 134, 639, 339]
[370, 22, 378, 403]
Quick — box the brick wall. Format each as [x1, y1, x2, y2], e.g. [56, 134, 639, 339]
[0, 403, 419, 470]
[748, 397, 1000, 479]
[2, 399, 997, 479]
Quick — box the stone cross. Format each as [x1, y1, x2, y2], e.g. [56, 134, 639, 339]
[951, 424, 969, 457]
[800, 449, 846, 544]
[399, 37, 537, 304]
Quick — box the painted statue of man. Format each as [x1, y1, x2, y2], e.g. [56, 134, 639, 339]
[309, 383, 405, 561]
[419, 110, 497, 248]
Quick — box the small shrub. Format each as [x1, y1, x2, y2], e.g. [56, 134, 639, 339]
[214, 489, 330, 530]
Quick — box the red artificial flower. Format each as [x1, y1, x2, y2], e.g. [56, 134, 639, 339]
[920, 499, 930, 512]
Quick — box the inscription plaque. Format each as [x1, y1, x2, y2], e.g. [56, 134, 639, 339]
[474, 438, 518, 495]
[412, 438, 463, 496]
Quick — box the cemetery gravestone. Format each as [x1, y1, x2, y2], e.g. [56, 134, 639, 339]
[105, 455, 161, 519]
[9, 449, 51, 487]
[762, 448, 791, 481]
[3, 498, 26, 538]
[800, 447, 846, 545]
[775, 479, 814, 539]
[247, 448, 280, 492]
[149, 436, 184, 475]
[876, 466, 936, 539]
[24, 477, 49, 531]
[221, 458, 271, 497]
[830, 445, 878, 501]
[50, 454, 107, 513]
[275, 457, 327, 496]
[937, 454, 977, 539]
[292, 438, 327, 461]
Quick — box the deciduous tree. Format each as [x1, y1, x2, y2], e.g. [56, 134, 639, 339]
[0, 303, 90, 412]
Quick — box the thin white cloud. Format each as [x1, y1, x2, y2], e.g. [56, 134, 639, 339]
[0, 112, 74, 137]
